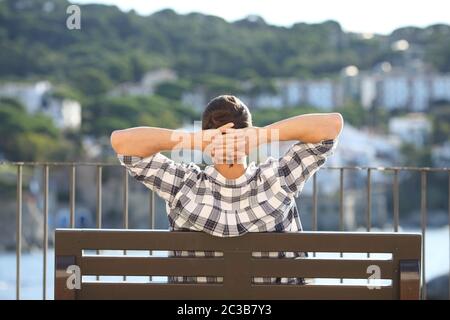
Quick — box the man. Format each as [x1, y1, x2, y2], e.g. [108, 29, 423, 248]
[110, 95, 343, 284]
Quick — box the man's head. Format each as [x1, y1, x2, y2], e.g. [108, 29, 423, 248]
[202, 95, 252, 130]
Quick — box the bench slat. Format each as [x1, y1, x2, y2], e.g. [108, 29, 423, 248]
[82, 256, 225, 277]
[56, 229, 421, 257]
[80, 282, 226, 300]
[249, 284, 394, 300]
[251, 258, 394, 278]
[78, 282, 394, 300]
[81, 256, 394, 279]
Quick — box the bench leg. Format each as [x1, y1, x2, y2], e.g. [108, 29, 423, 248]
[399, 260, 421, 300]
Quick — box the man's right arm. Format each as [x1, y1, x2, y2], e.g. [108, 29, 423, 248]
[264, 113, 343, 195]
[262, 112, 344, 144]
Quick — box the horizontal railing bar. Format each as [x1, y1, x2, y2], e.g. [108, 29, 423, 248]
[1, 162, 449, 172]
[0, 161, 119, 167]
[324, 166, 450, 172]
[82, 256, 225, 276]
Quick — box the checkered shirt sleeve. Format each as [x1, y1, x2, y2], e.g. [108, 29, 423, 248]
[278, 139, 337, 195]
[117, 152, 197, 204]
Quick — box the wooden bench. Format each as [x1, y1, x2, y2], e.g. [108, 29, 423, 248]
[55, 229, 422, 300]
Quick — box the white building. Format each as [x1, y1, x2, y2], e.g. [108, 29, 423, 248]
[340, 65, 361, 101]
[253, 93, 284, 109]
[389, 113, 432, 146]
[181, 88, 208, 112]
[0, 81, 51, 113]
[410, 76, 431, 111]
[377, 74, 410, 110]
[181, 77, 343, 111]
[141, 69, 177, 88]
[376, 73, 434, 111]
[247, 78, 343, 109]
[44, 98, 82, 130]
[359, 66, 450, 111]
[109, 68, 177, 97]
[0, 81, 82, 130]
[306, 80, 341, 110]
[432, 142, 450, 168]
[276, 79, 305, 106]
[432, 75, 450, 102]
[334, 125, 401, 168]
[360, 75, 378, 109]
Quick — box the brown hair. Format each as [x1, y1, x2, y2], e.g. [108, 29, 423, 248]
[202, 95, 252, 130]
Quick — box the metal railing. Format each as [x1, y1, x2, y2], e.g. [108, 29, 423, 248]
[1, 161, 449, 300]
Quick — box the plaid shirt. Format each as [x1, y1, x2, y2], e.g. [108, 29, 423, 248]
[118, 139, 337, 284]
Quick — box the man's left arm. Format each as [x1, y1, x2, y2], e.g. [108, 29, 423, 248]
[111, 127, 195, 158]
[110, 123, 235, 158]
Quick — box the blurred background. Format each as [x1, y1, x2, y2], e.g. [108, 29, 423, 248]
[0, 0, 449, 299]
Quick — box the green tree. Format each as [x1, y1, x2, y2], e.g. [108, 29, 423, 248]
[0, 98, 74, 161]
[71, 69, 113, 96]
[252, 106, 320, 127]
[155, 80, 190, 100]
[337, 101, 367, 128]
[82, 95, 198, 137]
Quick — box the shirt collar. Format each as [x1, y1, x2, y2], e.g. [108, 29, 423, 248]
[204, 162, 258, 186]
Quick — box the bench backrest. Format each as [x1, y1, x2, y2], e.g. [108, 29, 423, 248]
[55, 229, 422, 300]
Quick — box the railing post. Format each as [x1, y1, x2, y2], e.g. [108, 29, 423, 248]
[366, 168, 372, 261]
[339, 168, 344, 283]
[366, 168, 371, 232]
[42, 165, 49, 300]
[96, 165, 102, 282]
[96, 166, 102, 229]
[123, 168, 129, 281]
[420, 170, 427, 299]
[151, 191, 156, 228]
[16, 165, 22, 300]
[149, 191, 156, 282]
[393, 169, 400, 232]
[339, 168, 344, 232]
[70, 165, 76, 228]
[123, 167, 129, 229]
[312, 174, 318, 232]
[312, 174, 318, 257]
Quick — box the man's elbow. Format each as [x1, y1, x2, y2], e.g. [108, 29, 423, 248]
[326, 113, 344, 139]
[110, 130, 126, 154]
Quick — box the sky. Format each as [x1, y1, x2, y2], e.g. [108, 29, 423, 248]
[72, 0, 450, 35]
